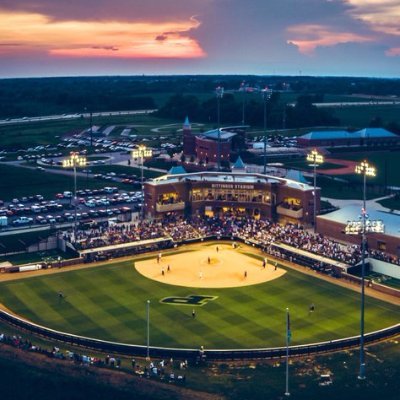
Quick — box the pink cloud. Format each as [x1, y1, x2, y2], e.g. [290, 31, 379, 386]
[0, 10, 206, 59]
[385, 47, 400, 56]
[287, 24, 373, 54]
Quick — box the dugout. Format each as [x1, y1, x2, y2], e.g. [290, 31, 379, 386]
[79, 237, 174, 262]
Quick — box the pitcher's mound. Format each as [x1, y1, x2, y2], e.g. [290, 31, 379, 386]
[135, 244, 286, 288]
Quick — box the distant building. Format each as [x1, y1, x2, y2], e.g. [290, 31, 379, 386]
[182, 117, 247, 164]
[297, 128, 399, 148]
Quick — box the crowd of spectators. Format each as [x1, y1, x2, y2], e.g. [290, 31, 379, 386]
[64, 214, 399, 267]
[0, 332, 188, 383]
[66, 221, 166, 250]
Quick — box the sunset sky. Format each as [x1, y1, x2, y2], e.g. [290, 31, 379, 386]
[0, 0, 399, 77]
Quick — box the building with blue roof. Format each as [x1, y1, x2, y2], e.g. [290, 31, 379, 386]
[297, 128, 399, 148]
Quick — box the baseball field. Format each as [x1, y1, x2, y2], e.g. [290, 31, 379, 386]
[0, 242, 398, 349]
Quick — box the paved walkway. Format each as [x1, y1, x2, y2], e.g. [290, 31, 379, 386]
[318, 158, 358, 176]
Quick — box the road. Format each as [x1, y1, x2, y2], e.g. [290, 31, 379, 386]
[0, 109, 157, 126]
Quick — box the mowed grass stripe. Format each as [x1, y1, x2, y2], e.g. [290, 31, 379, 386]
[0, 246, 399, 349]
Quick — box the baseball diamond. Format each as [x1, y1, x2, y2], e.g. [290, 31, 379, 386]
[0, 242, 398, 350]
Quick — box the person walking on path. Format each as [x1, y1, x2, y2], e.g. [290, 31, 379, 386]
[192, 309, 196, 319]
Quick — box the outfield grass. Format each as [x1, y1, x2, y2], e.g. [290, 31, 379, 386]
[332, 105, 400, 127]
[0, 248, 398, 350]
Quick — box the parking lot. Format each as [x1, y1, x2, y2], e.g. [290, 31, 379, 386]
[0, 186, 142, 229]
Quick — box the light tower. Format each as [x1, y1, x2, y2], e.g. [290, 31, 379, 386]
[306, 149, 324, 231]
[216, 86, 224, 171]
[62, 152, 87, 239]
[261, 87, 273, 174]
[132, 145, 152, 220]
[345, 160, 384, 380]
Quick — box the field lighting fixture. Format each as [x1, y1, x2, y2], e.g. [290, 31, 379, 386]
[216, 86, 224, 171]
[62, 152, 87, 239]
[261, 87, 273, 174]
[132, 145, 152, 220]
[306, 149, 324, 232]
[345, 160, 382, 381]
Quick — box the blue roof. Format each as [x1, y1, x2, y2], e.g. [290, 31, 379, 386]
[168, 166, 187, 175]
[300, 128, 397, 141]
[300, 131, 350, 140]
[285, 169, 308, 183]
[353, 128, 397, 138]
[183, 116, 190, 127]
[232, 156, 246, 169]
[203, 129, 236, 141]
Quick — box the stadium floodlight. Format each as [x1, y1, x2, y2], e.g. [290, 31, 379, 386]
[215, 86, 224, 171]
[132, 145, 153, 220]
[62, 152, 87, 239]
[261, 87, 273, 174]
[346, 160, 379, 381]
[306, 149, 324, 232]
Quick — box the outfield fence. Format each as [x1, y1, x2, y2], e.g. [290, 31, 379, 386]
[0, 308, 399, 361]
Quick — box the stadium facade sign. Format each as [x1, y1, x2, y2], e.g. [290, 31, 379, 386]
[144, 171, 318, 224]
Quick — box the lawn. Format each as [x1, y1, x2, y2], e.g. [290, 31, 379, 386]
[0, 246, 398, 349]
[333, 104, 400, 127]
[0, 164, 130, 201]
[329, 150, 400, 187]
[0, 114, 184, 150]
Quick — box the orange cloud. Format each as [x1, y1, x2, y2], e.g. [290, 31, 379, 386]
[0, 11, 206, 58]
[346, 0, 400, 36]
[287, 24, 373, 54]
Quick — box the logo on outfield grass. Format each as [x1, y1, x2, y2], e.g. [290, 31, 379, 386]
[161, 295, 218, 306]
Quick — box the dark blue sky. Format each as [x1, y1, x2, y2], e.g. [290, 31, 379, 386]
[0, 0, 399, 77]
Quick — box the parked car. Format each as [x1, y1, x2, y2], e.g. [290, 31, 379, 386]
[12, 216, 33, 225]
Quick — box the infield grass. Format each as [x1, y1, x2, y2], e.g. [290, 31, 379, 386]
[0, 247, 398, 349]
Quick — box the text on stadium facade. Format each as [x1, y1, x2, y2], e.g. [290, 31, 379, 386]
[211, 184, 255, 190]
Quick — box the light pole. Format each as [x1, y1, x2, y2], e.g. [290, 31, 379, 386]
[306, 149, 324, 232]
[345, 160, 382, 380]
[240, 81, 246, 125]
[62, 152, 87, 240]
[261, 87, 273, 174]
[132, 145, 152, 220]
[216, 86, 224, 171]
[84, 107, 93, 148]
[146, 299, 150, 360]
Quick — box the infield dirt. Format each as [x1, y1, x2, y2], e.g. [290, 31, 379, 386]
[135, 244, 285, 288]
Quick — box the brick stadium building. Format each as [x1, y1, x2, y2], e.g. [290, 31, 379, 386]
[144, 171, 319, 224]
[317, 205, 400, 258]
[183, 117, 246, 164]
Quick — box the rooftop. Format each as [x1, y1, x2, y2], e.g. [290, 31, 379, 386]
[202, 129, 237, 141]
[318, 205, 400, 238]
[147, 171, 314, 191]
[299, 128, 397, 141]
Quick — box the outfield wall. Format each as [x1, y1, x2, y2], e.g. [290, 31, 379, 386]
[0, 308, 399, 361]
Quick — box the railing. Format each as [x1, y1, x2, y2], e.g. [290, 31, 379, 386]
[0, 308, 398, 360]
[276, 205, 303, 219]
[155, 202, 185, 212]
